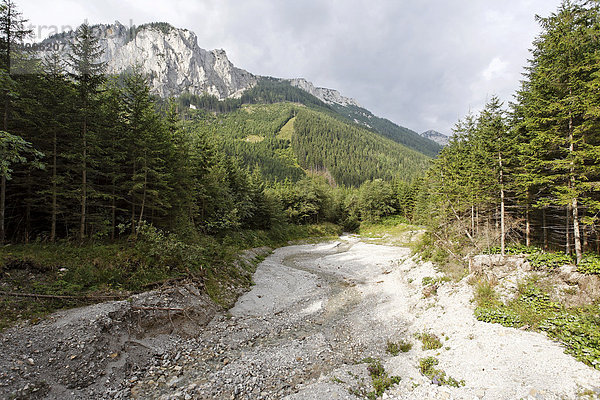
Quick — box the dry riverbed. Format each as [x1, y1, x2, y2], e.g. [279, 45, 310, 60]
[2, 235, 600, 399]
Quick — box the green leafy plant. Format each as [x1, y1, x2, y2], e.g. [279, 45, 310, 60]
[417, 332, 442, 350]
[418, 356, 465, 387]
[353, 358, 401, 399]
[577, 254, 600, 275]
[386, 339, 412, 355]
[475, 282, 600, 370]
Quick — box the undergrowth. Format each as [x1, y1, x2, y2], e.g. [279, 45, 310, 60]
[352, 357, 401, 399]
[474, 281, 600, 370]
[485, 244, 600, 275]
[0, 222, 341, 331]
[386, 339, 412, 355]
[418, 356, 465, 387]
[416, 332, 443, 350]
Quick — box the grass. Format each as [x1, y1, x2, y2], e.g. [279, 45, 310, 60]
[352, 357, 401, 399]
[410, 231, 468, 282]
[418, 356, 465, 387]
[386, 339, 412, 355]
[243, 134, 264, 143]
[416, 332, 443, 350]
[277, 116, 296, 140]
[0, 222, 342, 331]
[358, 216, 422, 246]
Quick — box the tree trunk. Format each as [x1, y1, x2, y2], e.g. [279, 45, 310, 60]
[131, 161, 136, 234]
[110, 182, 116, 241]
[79, 115, 87, 241]
[0, 174, 5, 244]
[136, 156, 148, 234]
[543, 208, 548, 250]
[566, 205, 571, 255]
[572, 198, 582, 263]
[50, 131, 57, 242]
[568, 89, 582, 262]
[499, 152, 505, 256]
[471, 205, 475, 237]
[525, 208, 531, 247]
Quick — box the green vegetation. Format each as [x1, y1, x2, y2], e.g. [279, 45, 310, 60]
[422, 276, 450, 287]
[485, 244, 600, 275]
[386, 339, 412, 355]
[332, 103, 442, 158]
[416, 332, 443, 350]
[418, 357, 465, 388]
[352, 358, 401, 399]
[474, 282, 600, 370]
[0, 222, 341, 329]
[415, 1, 600, 264]
[293, 109, 430, 187]
[577, 254, 600, 275]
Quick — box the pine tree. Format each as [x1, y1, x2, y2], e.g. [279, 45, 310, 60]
[0, 131, 43, 243]
[66, 22, 105, 240]
[520, 0, 600, 262]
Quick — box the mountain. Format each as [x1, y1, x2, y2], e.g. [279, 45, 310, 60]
[42, 22, 257, 99]
[420, 130, 450, 146]
[288, 78, 361, 107]
[187, 102, 431, 186]
[40, 22, 441, 158]
[330, 104, 442, 157]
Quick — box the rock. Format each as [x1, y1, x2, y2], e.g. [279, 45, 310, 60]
[288, 78, 360, 107]
[40, 23, 257, 100]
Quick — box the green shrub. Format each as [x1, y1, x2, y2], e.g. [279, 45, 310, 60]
[417, 332, 442, 350]
[527, 252, 573, 270]
[418, 356, 465, 387]
[355, 358, 402, 399]
[473, 280, 500, 308]
[386, 339, 412, 355]
[578, 254, 600, 275]
[475, 283, 600, 370]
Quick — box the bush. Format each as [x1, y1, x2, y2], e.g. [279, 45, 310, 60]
[418, 356, 465, 387]
[578, 254, 600, 274]
[417, 332, 442, 350]
[386, 339, 412, 355]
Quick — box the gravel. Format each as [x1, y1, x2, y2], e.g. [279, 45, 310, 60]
[2, 236, 599, 399]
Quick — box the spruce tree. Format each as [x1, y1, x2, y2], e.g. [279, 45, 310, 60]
[66, 22, 105, 240]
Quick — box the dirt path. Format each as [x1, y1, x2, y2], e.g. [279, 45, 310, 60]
[130, 236, 600, 399]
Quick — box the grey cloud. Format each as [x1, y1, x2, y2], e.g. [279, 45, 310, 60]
[23, 0, 559, 134]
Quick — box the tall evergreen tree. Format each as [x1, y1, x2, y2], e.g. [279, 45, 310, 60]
[66, 23, 105, 240]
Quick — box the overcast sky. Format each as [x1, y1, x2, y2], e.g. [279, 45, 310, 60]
[22, 0, 559, 135]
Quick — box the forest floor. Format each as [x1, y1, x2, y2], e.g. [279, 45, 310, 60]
[1, 232, 599, 399]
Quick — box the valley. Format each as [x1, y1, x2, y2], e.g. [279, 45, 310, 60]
[2, 233, 599, 399]
[1, 1, 600, 399]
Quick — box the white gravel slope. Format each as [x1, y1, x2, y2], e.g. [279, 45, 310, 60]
[134, 235, 600, 400]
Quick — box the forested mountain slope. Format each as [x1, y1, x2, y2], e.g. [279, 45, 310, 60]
[331, 104, 442, 157]
[185, 102, 430, 186]
[42, 21, 441, 159]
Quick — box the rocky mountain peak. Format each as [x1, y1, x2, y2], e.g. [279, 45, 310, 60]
[420, 130, 450, 146]
[288, 78, 361, 107]
[42, 22, 258, 99]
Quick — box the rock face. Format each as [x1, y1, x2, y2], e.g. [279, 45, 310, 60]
[41, 22, 364, 109]
[42, 22, 257, 99]
[421, 129, 450, 146]
[288, 77, 361, 107]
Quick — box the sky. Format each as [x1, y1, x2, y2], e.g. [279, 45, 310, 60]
[21, 0, 560, 135]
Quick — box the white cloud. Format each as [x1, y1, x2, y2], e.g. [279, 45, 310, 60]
[482, 57, 509, 81]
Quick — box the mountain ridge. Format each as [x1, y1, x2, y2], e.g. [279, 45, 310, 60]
[420, 129, 450, 146]
[40, 21, 441, 156]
